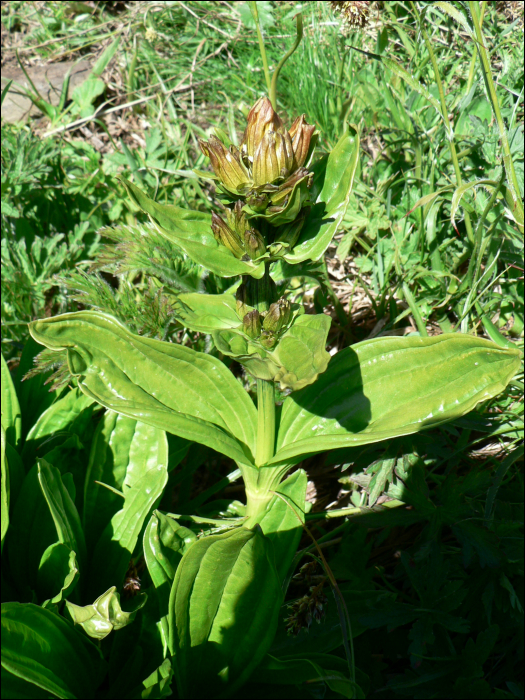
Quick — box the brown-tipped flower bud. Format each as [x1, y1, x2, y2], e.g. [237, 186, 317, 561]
[225, 200, 249, 236]
[260, 330, 277, 349]
[199, 136, 251, 192]
[288, 115, 316, 170]
[262, 298, 292, 333]
[241, 97, 284, 158]
[244, 228, 266, 259]
[252, 130, 294, 187]
[211, 212, 245, 258]
[243, 310, 262, 339]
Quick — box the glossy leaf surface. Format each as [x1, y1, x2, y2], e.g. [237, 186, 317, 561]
[1, 351, 21, 447]
[29, 311, 257, 464]
[37, 544, 79, 607]
[83, 411, 168, 555]
[88, 462, 168, 598]
[66, 586, 146, 640]
[273, 334, 521, 464]
[1, 602, 106, 699]
[169, 526, 282, 698]
[38, 460, 87, 571]
[284, 130, 360, 264]
[173, 293, 242, 333]
[144, 511, 196, 590]
[215, 313, 331, 392]
[120, 178, 265, 278]
[258, 469, 307, 585]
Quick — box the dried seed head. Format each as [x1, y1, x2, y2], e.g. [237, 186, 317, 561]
[330, 1, 371, 28]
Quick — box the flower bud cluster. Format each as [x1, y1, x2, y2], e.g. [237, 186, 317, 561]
[211, 202, 266, 260]
[199, 97, 316, 256]
[241, 298, 292, 348]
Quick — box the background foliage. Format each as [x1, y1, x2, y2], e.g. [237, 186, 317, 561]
[1, 1, 523, 698]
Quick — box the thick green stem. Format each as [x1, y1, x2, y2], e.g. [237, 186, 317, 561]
[249, 1, 272, 97]
[255, 379, 275, 466]
[469, 1, 524, 230]
[410, 2, 475, 245]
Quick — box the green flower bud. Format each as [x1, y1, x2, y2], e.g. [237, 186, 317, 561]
[262, 299, 292, 333]
[199, 136, 251, 192]
[252, 130, 294, 187]
[211, 212, 245, 258]
[260, 330, 277, 349]
[243, 310, 262, 339]
[244, 228, 266, 259]
[246, 191, 269, 212]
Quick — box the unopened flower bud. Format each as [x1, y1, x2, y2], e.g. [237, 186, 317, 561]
[253, 130, 294, 186]
[246, 191, 269, 212]
[211, 212, 245, 258]
[243, 310, 262, 339]
[262, 299, 292, 333]
[244, 228, 266, 259]
[260, 330, 277, 349]
[288, 114, 316, 170]
[199, 136, 251, 192]
[241, 97, 284, 158]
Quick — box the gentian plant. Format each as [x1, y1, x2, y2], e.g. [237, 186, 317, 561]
[23, 90, 521, 697]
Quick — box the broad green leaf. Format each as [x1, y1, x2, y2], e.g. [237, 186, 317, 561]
[173, 292, 242, 333]
[143, 511, 196, 655]
[29, 312, 257, 465]
[285, 130, 360, 264]
[88, 462, 168, 598]
[37, 460, 87, 572]
[83, 411, 168, 555]
[7, 465, 62, 596]
[258, 469, 307, 584]
[66, 586, 146, 640]
[1, 352, 21, 447]
[271, 314, 332, 391]
[1, 602, 106, 699]
[169, 526, 282, 698]
[144, 511, 196, 590]
[273, 334, 521, 465]
[215, 313, 331, 392]
[120, 178, 265, 279]
[1, 666, 54, 699]
[23, 388, 95, 465]
[141, 658, 173, 699]
[38, 544, 79, 608]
